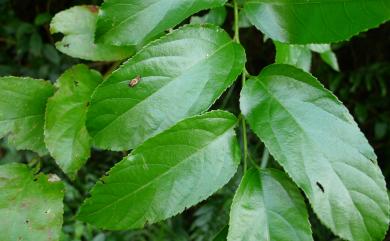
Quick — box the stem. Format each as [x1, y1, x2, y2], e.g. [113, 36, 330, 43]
[233, 0, 248, 173]
[260, 147, 270, 169]
[233, 0, 240, 43]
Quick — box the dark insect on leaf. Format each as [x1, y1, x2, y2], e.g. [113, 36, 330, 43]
[316, 182, 325, 193]
[129, 75, 141, 87]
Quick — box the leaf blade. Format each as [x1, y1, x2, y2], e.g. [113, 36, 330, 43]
[0, 163, 64, 241]
[274, 41, 312, 72]
[78, 110, 241, 230]
[240, 64, 389, 241]
[244, 0, 390, 44]
[50, 5, 134, 61]
[228, 168, 313, 241]
[87, 24, 246, 151]
[0, 77, 54, 155]
[95, 0, 227, 46]
[44, 64, 103, 179]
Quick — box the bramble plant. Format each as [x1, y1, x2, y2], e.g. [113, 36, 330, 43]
[0, 0, 389, 241]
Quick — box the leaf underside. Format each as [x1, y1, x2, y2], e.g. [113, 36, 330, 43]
[50, 5, 134, 61]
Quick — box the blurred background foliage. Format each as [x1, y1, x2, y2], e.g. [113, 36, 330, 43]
[0, 0, 389, 240]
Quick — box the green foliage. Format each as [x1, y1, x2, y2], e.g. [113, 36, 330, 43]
[191, 7, 228, 26]
[0, 0, 389, 240]
[240, 64, 389, 240]
[50, 5, 135, 61]
[78, 111, 240, 229]
[244, 0, 390, 44]
[228, 169, 312, 241]
[0, 163, 64, 241]
[95, 0, 227, 46]
[0, 76, 54, 155]
[45, 64, 103, 179]
[274, 41, 312, 72]
[86, 24, 245, 151]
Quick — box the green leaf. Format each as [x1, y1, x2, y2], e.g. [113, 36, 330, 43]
[309, 44, 339, 71]
[87, 24, 245, 151]
[50, 5, 134, 61]
[240, 64, 389, 241]
[212, 226, 229, 241]
[244, 0, 390, 44]
[44, 65, 103, 179]
[274, 41, 312, 72]
[78, 110, 240, 230]
[0, 163, 64, 241]
[191, 7, 227, 26]
[228, 168, 312, 241]
[0, 76, 54, 155]
[95, 0, 227, 46]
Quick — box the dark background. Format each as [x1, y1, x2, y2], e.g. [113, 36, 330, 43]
[1, 0, 389, 240]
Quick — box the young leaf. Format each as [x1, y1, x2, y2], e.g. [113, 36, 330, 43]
[0, 163, 64, 241]
[228, 168, 312, 241]
[87, 25, 245, 151]
[44, 65, 103, 179]
[240, 64, 389, 241]
[95, 0, 227, 46]
[244, 0, 390, 44]
[0, 76, 54, 155]
[274, 41, 312, 72]
[78, 110, 241, 230]
[50, 5, 134, 61]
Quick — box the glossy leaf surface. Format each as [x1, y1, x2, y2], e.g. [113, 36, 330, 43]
[87, 25, 245, 151]
[0, 77, 53, 155]
[240, 64, 389, 241]
[45, 65, 103, 179]
[0, 163, 64, 241]
[50, 5, 134, 61]
[228, 169, 312, 241]
[95, 0, 227, 46]
[78, 111, 240, 230]
[244, 0, 390, 44]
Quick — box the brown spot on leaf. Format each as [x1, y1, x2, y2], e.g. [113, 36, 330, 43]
[86, 5, 99, 13]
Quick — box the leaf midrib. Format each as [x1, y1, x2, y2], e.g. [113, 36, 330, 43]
[80, 122, 235, 218]
[256, 78, 376, 239]
[92, 40, 234, 137]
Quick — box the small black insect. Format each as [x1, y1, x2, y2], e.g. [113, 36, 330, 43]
[129, 75, 141, 87]
[316, 182, 325, 193]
